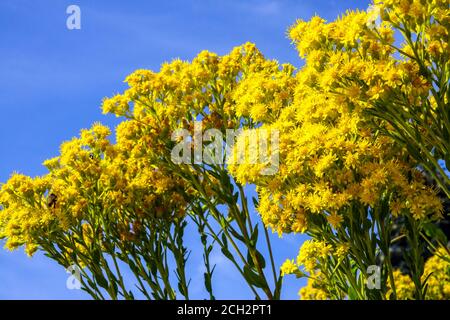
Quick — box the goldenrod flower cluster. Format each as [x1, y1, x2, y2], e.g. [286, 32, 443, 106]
[281, 239, 349, 275]
[102, 43, 289, 131]
[299, 271, 329, 300]
[0, 122, 189, 257]
[389, 249, 450, 300]
[229, 6, 444, 234]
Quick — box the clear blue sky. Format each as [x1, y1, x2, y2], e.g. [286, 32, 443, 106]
[0, 0, 371, 299]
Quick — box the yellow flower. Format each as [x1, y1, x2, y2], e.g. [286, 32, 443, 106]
[388, 249, 450, 300]
[387, 270, 415, 300]
[297, 240, 332, 272]
[421, 249, 450, 300]
[327, 212, 344, 229]
[335, 243, 349, 260]
[299, 271, 329, 300]
[280, 259, 299, 276]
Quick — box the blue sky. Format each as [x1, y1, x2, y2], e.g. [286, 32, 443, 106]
[0, 0, 371, 299]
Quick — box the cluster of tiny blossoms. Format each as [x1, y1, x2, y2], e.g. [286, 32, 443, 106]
[389, 249, 450, 300]
[285, 242, 450, 300]
[228, 5, 444, 236]
[102, 42, 301, 209]
[281, 239, 348, 272]
[0, 123, 189, 256]
[102, 43, 293, 131]
[298, 271, 329, 300]
[280, 239, 349, 300]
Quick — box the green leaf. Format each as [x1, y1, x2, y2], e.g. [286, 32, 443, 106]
[233, 192, 239, 204]
[220, 246, 235, 262]
[93, 271, 109, 289]
[252, 196, 259, 208]
[221, 232, 228, 248]
[250, 225, 259, 248]
[347, 285, 359, 300]
[204, 272, 212, 293]
[178, 282, 186, 297]
[273, 276, 283, 300]
[243, 265, 266, 289]
[228, 227, 246, 243]
[219, 215, 228, 229]
[86, 277, 96, 289]
[111, 279, 118, 298]
[247, 249, 266, 269]
[254, 251, 266, 271]
[91, 249, 101, 266]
